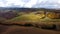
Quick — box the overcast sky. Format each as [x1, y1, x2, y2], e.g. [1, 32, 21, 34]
[0, 0, 60, 8]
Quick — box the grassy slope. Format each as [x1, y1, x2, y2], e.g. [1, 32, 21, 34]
[3, 12, 60, 25]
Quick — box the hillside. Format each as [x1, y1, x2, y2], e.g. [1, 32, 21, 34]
[0, 8, 60, 31]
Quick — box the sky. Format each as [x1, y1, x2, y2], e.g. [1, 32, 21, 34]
[0, 0, 60, 8]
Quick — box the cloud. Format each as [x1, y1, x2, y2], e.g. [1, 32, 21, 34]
[24, 0, 37, 8]
[0, 0, 60, 8]
[33, 0, 60, 8]
[0, 0, 37, 8]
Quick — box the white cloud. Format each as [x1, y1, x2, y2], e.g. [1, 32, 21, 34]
[33, 0, 60, 8]
[24, 0, 37, 8]
[0, 0, 38, 8]
[0, 0, 60, 8]
[6, 0, 25, 7]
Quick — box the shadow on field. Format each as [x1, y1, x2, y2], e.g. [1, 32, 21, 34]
[0, 22, 59, 31]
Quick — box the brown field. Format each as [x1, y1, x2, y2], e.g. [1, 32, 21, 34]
[0, 24, 60, 34]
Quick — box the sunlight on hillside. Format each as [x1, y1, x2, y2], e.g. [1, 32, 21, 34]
[9, 12, 45, 22]
[3, 11, 60, 24]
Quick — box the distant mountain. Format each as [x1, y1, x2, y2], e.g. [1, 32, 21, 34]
[0, 7, 45, 12]
[0, 7, 60, 12]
